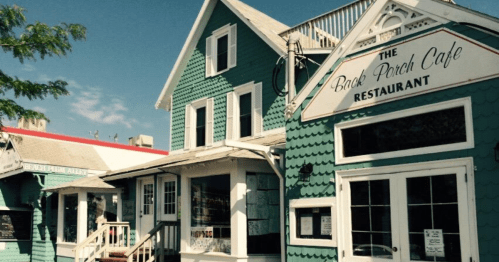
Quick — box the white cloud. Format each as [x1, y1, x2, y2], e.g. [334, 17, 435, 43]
[22, 64, 36, 72]
[32, 106, 47, 113]
[71, 88, 137, 128]
[37, 74, 82, 90]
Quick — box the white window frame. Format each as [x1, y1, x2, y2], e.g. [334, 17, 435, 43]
[336, 157, 479, 262]
[206, 23, 237, 77]
[289, 197, 337, 247]
[226, 82, 263, 140]
[184, 97, 214, 150]
[334, 97, 474, 165]
[158, 174, 178, 221]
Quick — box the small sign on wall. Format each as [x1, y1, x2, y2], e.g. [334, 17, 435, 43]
[321, 216, 331, 235]
[424, 229, 445, 257]
[300, 215, 313, 235]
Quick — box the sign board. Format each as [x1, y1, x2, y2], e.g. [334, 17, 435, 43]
[424, 229, 445, 257]
[302, 29, 499, 121]
[23, 162, 88, 176]
[300, 215, 313, 235]
[122, 200, 135, 221]
[0, 210, 32, 241]
[0, 149, 21, 174]
[321, 215, 331, 235]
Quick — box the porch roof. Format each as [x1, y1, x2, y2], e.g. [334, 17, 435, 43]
[102, 132, 285, 181]
[43, 175, 117, 192]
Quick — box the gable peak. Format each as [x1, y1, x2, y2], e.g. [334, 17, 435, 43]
[351, 1, 447, 52]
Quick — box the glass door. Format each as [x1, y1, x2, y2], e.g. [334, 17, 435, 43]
[398, 167, 471, 262]
[343, 167, 471, 262]
[344, 175, 401, 262]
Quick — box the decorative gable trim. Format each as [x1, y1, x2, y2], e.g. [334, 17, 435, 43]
[350, 1, 447, 53]
[289, 0, 499, 116]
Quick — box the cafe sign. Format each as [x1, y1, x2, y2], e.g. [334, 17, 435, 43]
[302, 29, 499, 122]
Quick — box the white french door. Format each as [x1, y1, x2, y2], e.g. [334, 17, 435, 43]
[341, 167, 472, 262]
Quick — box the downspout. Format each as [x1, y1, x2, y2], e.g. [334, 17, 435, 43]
[222, 140, 286, 262]
[287, 32, 301, 103]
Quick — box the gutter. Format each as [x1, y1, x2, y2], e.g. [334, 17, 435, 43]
[222, 140, 286, 262]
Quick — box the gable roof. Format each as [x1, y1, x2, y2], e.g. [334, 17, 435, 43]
[1, 127, 169, 174]
[155, 0, 289, 111]
[288, 0, 499, 115]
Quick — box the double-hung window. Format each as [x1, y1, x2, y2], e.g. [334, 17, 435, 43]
[226, 82, 263, 140]
[206, 24, 237, 77]
[184, 97, 214, 150]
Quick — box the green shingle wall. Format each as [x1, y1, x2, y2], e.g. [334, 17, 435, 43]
[171, 1, 286, 150]
[0, 173, 83, 262]
[285, 24, 499, 262]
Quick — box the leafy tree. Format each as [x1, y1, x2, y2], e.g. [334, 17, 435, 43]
[0, 4, 86, 126]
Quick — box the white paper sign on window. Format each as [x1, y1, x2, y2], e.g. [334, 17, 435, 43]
[301, 215, 313, 235]
[424, 229, 445, 257]
[321, 216, 331, 235]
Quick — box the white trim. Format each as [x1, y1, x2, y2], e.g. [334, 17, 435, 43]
[209, 24, 232, 77]
[136, 176, 155, 242]
[336, 157, 479, 262]
[334, 97, 474, 164]
[185, 97, 214, 150]
[228, 81, 264, 140]
[290, 0, 499, 115]
[289, 197, 337, 247]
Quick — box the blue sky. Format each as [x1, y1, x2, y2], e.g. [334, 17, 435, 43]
[2, 0, 498, 150]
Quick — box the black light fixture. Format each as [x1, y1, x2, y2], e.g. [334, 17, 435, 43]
[299, 163, 313, 182]
[495, 142, 499, 163]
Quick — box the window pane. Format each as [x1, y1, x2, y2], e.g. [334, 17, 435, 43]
[87, 193, 118, 236]
[342, 107, 467, 157]
[143, 184, 153, 215]
[239, 93, 252, 138]
[63, 194, 78, 243]
[191, 175, 230, 253]
[350, 180, 392, 259]
[164, 181, 176, 215]
[196, 107, 206, 147]
[407, 174, 462, 262]
[217, 35, 228, 72]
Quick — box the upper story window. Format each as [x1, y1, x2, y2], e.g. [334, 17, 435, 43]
[206, 24, 237, 77]
[334, 98, 474, 164]
[196, 107, 206, 147]
[226, 82, 263, 140]
[184, 97, 214, 150]
[239, 93, 252, 138]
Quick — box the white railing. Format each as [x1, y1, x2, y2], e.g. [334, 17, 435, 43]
[280, 0, 375, 49]
[73, 222, 131, 262]
[124, 221, 180, 262]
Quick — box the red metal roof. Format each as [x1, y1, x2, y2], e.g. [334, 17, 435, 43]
[2, 126, 169, 156]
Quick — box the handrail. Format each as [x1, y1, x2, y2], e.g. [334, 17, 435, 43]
[73, 222, 130, 262]
[124, 222, 165, 257]
[73, 224, 108, 253]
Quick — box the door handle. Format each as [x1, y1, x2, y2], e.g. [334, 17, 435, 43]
[392, 247, 398, 252]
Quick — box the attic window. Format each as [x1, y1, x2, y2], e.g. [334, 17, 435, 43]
[206, 24, 237, 77]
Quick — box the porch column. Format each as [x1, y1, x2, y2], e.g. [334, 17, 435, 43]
[77, 190, 87, 243]
[230, 160, 247, 257]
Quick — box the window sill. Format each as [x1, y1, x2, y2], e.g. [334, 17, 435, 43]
[290, 238, 336, 247]
[208, 68, 230, 77]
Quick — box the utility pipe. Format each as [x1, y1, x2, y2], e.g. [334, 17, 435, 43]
[287, 32, 301, 103]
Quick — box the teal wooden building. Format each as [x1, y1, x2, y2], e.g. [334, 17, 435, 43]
[284, 0, 499, 262]
[0, 126, 168, 262]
